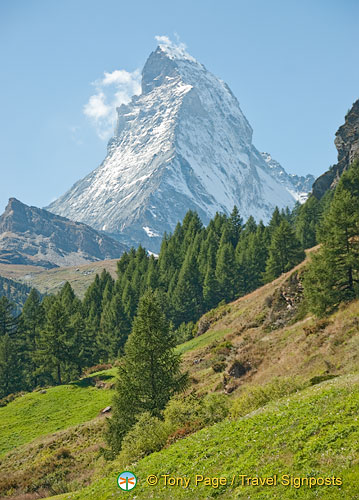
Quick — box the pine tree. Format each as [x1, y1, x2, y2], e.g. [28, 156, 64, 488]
[70, 311, 91, 373]
[216, 242, 236, 302]
[59, 282, 78, 314]
[228, 205, 243, 247]
[37, 299, 76, 384]
[203, 263, 219, 310]
[0, 334, 21, 398]
[172, 250, 203, 326]
[106, 290, 187, 455]
[122, 281, 137, 321]
[304, 161, 359, 315]
[0, 297, 17, 337]
[0, 297, 20, 397]
[264, 220, 305, 281]
[99, 294, 130, 359]
[145, 255, 160, 290]
[295, 195, 321, 249]
[19, 289, 44, 388]
[237, 225, 269, 295]
[268, 206, 283, 235]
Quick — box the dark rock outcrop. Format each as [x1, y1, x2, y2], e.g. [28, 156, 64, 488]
[0, 198, 127, 268]
[312, 100, 359, 199]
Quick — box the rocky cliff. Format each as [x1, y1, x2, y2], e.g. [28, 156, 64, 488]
[312, 99, 359, 199]
[0, 198, 127, 268]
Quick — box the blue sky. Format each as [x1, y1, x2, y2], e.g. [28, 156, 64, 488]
[0, 0, 358, 212]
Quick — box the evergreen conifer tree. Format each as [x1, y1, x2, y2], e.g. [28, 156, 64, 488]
[215, 242, 236, 302]
[19, 289, 44, 388]
[304, 161, 359, 315]
[99, 294, 130, 359]
[264, 220, 305, 281]
[37, 299, 76, 384]
[172, 250, 203, 325]
[106, 290, 187, 455]
[295, 195, 321, 249]
[0, 297, 20, 397]
[0, 334, 21, 397]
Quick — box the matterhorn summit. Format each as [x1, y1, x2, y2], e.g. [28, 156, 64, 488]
[48, 38, 313, 251]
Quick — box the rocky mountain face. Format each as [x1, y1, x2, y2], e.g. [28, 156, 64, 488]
[48, 41, 314, 252]
[0, 198, 127, 268]
[312, 99, 359, 199]
[260, 153, 315, 204]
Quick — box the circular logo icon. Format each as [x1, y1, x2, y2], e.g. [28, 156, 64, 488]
[117, 471, 137, 491]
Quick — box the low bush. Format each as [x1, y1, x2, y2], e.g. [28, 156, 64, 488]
[303, 319, 330, 336]
[164, 393, 202, 432]
[212, 361, 226, 373]
[200, 393, 230, 425]
[309, 374, 337, 385]
[119, 412, 169, 465]
[84, 364, 112, 376]
[118, 393, 231, 465]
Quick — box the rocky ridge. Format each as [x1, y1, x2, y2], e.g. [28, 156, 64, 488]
[0, 198, 127, 268]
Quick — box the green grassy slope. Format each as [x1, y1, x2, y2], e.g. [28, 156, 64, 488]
[0, 372, 115, 457]
[50, 374, 359, 500]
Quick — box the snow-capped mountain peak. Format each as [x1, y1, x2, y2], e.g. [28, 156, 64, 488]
[47, 40, 314, 251]
[154, 36, 198, 63]
[260, 152, 315, 204]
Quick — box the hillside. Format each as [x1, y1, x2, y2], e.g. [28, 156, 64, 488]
[48, 373, 359, 500]
[2, 252, 359, 499]
[0, 259, 119, 298]
[0, 369, 116, 498]
[177, 249, 359, 394]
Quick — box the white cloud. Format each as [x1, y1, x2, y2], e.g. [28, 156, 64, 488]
[84, 68, 141, 140]
[154, 34, 195, 62]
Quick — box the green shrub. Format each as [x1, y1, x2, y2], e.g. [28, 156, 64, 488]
[119, 392, 231, 465]
[212, 361, 226, 373]
[164, 393, 202, 432]
[310, 374, 337, 385]
[199, 393, 230, 425]
[212, 341, 233, 355]
[119, 412, 169, 465]
[231, 377, 305, 418]
[164, 392, 229, 431]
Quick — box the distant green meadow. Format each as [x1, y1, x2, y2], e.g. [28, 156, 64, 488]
[0, 374, 115, 456]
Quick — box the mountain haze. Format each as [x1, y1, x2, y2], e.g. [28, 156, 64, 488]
[48, 40, 313, 251]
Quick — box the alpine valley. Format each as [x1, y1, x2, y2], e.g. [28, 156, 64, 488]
[2, 32, 359, 500]
[47, 40, 314, 251]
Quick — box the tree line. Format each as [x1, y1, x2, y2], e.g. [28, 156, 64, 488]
[1, 196, 330, 400]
